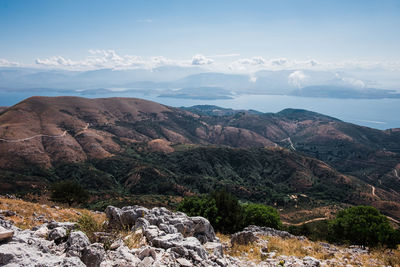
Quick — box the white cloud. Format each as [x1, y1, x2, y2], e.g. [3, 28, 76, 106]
[0, 58, 20, 67]
[238, 57, 266, 65]
[249, 76, 257, 83]
[191, 54, 214, 65]
[271, 58, 288, 66]
[307, 59, 318, 67]
[35, 50, 173, 70]
[14, 50, 400, 73]
[335, 73, 366, 88]
[288, 70, 307, 88]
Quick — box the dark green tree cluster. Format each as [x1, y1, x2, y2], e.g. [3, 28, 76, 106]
[328, 206, 400, 248]
[177, 190, 282, 233]
[50, 180, 89, 206]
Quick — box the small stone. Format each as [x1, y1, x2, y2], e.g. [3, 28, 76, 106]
[0, 225, 13, 241]
[109, 239, 124, 250]
[139, 256, 154, 267]
[138, 246, 156, 260]
[177, 257, 193, 267]
[303, 256, 320, 267]
[33, 225, 49, 238]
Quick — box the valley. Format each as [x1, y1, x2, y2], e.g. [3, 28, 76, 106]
[0, 96, 399, 222]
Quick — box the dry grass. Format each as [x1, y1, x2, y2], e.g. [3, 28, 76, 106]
[121, 229, 147, 249]
[266, 236, 333, 260]
[217, 232, 400, 266]
[0, 197, 105, 229]
[369, 247, 400, 267]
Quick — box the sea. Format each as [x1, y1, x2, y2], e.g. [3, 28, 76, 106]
[0, 91, 399, 130]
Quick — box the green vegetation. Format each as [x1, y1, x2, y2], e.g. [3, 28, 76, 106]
[2, 145, 363, 213]
[50, 180, 89, 206]
[77, 213, 104, 242]
[178, 191, 282, 234]
[243, 203, 282, 229]
[328, 206, 400, 248]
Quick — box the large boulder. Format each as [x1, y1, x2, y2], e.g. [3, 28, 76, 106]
[105, 206, 149, 229]
[231, 230, 258, 245]
[48, 227, 67, 242]
[105, 205, 216, 243]
[82, 243, 106, 267]
[0, 228, 85, 266]
[66, 231, 91, 257]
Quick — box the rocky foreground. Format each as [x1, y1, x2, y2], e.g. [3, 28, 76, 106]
[0, 205, 394, 267]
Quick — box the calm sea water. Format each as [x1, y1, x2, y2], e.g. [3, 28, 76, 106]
[1, 91, 399, 130]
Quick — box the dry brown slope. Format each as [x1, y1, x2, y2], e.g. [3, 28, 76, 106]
[0, 96, 276, 169]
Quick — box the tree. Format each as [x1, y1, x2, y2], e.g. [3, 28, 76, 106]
[50, 180, 89, 206]
[211, 190, 244, 233]
[243, 203, 282, 229]
[177, 196, 220, 227]
[178, 190, 244, 234]
[328, 206, 399, 248]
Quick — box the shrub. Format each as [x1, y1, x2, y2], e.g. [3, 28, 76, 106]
[50, 180, 89, 206]
[177, 196, 220, 226]
[243, 203, 282, 229]
[77, 213, 103, 242]
[211, 190, 244, 233]
[328, 206, 399, 248]
[178, 190, 244, 233]
[178, 191, 282, 234]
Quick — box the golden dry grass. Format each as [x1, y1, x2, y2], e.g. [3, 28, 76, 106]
[0, 197, 105, 229]
[266, 236, 333, 260]
[121, 229, 148, 249]
[217, 232, 400, 266]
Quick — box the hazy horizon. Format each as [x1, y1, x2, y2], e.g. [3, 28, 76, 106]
[1, 0, 399, 129]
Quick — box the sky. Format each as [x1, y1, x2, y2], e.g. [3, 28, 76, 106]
[1, 0, 400, 72]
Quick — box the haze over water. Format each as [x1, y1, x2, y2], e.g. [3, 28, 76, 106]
[1, 91, 398, 130]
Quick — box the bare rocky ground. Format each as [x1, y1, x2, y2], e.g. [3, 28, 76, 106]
[1, 204, 396, 267]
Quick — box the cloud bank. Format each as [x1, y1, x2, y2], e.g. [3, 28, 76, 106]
[2, 49, 396, 74]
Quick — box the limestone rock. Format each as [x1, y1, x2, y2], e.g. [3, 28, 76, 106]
[0, 226, 13, 242]
[231, 230, 258, 245]
[48, 227, 67, 242]
[66, 231, 91, 257]
[82, 243, 106, 267]
[33, 224, 49, 238]
[303, 256, 320, 267]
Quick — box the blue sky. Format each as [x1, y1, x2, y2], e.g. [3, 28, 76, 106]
[0, 0, 400, 69]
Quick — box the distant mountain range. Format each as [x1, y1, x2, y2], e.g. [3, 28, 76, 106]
[0, 96, 399, 221]
[1, 67, 399, 100]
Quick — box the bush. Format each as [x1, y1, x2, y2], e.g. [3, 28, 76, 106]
[77, 213, 103, 242]
[177, 196, 220, 226]
[178, 190, 244, 233]
[50, 180, 89, 206]
[328, 206, 399, 248]
[178, 190, 282, 234]
[211, 190, 244, 234]
[243, 203, 282, 229]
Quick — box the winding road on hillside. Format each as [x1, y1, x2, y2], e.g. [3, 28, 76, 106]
[284, 214, 400, 226]
[395, 169, 399, 179]
[0, 123, 90, 143]
[281, 137, 296, 150]
[283, 217, 328, 226]
[371, 185, 377, 197]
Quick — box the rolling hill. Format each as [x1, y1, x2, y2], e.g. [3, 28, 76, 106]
[0, 96, 399, 220]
